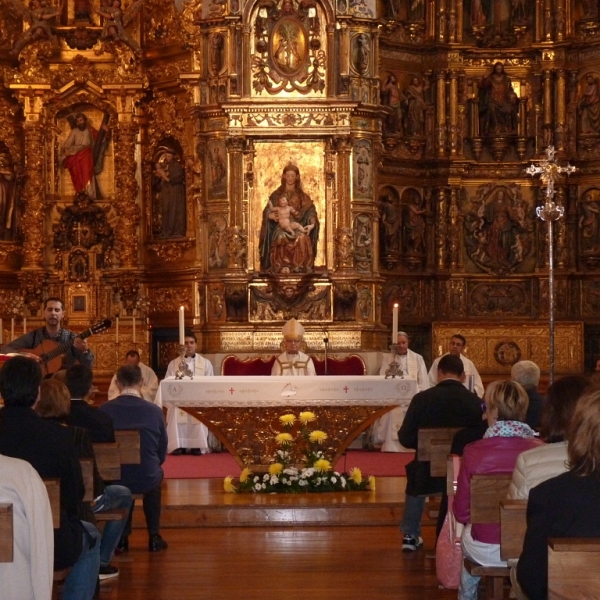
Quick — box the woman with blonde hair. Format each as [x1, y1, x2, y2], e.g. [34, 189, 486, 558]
[453, 380, 543, 600]
[517, 387, 600, 600]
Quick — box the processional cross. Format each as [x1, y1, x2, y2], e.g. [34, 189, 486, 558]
[525, 146, 577, 385]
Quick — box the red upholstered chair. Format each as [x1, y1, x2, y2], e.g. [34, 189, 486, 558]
[221, 355, 277, 376]
[311, 354, 366, 376]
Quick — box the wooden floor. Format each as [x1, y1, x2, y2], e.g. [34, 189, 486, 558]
[106, 476, 457, 599]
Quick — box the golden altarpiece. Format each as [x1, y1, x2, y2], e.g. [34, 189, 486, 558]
[0, 0, 598, 381]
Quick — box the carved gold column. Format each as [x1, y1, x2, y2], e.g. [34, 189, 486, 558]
[335, 137, 353, 269]
[455, 0, 463, 42]
[327, 23, 336, 93]
[438, 0, 446, 42]
[114, 120, 140, 268]
[436, 187, 447, 270]
[226, 136, 245, 229]
[436, 71, 446, 157]
[556, 68, 566, 153]
[448, 70, 458, 156]
[242, 24, 251, 97]
[543, 69, 553, 129]
[21, 120, 45, 268]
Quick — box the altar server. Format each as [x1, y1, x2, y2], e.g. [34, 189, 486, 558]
[272, 318, 316, 376]
[164, 331, 213, 455]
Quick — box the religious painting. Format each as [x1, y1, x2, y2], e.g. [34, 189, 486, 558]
[0, 143, 23, 242]
[252, 141, 325, 273]
[464, 183, 534, 275]
[207, 141, 227, 198]
[353, 214, 372, 271]
[378, 185, 401, 269]
[353, 139, 372, 199]
[250, 0, 327, 97]
[578, 73, 600, 136]
[401, 188, 426, 262]
[55, 105, 113, 200]
[68, 250, 89, 282]
[348, 0, 375, 18]
[208, 214, 228, 268]
[579, 187, 600, 260]
[152, 139, 186, 239]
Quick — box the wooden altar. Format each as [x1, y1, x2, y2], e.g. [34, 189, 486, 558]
[156, 376, 417, 470]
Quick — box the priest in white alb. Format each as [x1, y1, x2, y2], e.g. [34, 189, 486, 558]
[373, 331, 429, 452]
[164, 331, 214, 455]
[271, 318, 316, 376]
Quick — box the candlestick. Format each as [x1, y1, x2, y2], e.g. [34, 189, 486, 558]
[132, 316, 136, 345]
[23, 318, 26, 335]
[179, 306, 185, 345]
[0, 318, 3, 346]
[392, 303, 399, 343]
[10, 318, 14, 342]
[115, 317, 119, 344]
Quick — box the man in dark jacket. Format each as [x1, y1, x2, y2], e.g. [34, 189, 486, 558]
[65, 363, 115, 443]
[0, 355, 100, 598]
[398, 354, 483, 551]
[99, 364, 168, 552]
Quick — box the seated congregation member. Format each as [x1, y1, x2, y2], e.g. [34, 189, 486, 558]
[517, 387, 600, 600]
[272, 318, 316, 376]
[453, 380, 543, 600]
[508, 375, 589, 500]
[36, 379, 132, 581]
[510, 360, 544, 430]
[107, 350, 158, 403]
[1, 297, 93, 369]
[378, 331, 428, 390]
[398, 354, 483, 552]
[428, 334, 484, 397]
[0, 453, 53, 600]
[65, 364, 115, 443]
[0, 356, 100, 600]
[99, 364, 169, 553]
[165, 331, 212, 455]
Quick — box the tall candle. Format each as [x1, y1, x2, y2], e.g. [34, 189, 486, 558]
[23, 318, 26, 335]
[115, 317, 119, 344]
[0, 318, 3, 345]
[392, 303, 399, 343]
[10, 318, 14, 342]
[179, 306, 185, 345]
[132, 317, 136, 345]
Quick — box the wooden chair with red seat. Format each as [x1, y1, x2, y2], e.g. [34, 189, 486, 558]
[310, 354, 366, 376]
[221, 355, 276, 375]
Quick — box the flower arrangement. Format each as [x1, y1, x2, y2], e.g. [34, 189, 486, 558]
[223, 411, 375, 494]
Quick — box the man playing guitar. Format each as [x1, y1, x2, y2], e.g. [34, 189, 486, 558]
[1, 297, 94, 372]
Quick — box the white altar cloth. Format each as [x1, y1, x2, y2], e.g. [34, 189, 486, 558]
[156, 375, 417, 408]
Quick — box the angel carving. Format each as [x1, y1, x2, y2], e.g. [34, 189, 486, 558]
[10, 0, 62, 56]
[94, 0, 143, 56]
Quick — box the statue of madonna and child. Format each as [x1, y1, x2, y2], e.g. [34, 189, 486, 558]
[259, 163, 320, 274]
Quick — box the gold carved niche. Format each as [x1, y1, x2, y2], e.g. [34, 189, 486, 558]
[251, 140, 326, 272]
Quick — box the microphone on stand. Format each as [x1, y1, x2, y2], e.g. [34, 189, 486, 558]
[322, 328, 329, 375]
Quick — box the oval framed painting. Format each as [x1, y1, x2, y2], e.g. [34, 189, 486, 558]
[270, 17, 308, 78]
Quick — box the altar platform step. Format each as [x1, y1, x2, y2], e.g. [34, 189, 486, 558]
[133, 477, 409, 529]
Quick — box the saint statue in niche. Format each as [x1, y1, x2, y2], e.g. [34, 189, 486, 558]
[578, 73, 600, 135]
[478, 62, 519, 136]
[153, 146, 186, 238]
[259, 163, 319, 274]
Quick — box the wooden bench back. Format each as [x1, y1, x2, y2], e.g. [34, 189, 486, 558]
[92, 443, 121, 481]
[115, 430, 141, 465]
[0, 503, 13, 562]
[500, 499, 527, 562]
[470, 474, 512, 525]
[548, 538, 600, 599]
[417, 428, 460, 476]
[43, 479, 60, 529]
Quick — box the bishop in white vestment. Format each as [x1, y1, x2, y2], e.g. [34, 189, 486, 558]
[271, 318, 316, 376]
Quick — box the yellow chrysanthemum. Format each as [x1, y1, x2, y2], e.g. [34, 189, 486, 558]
[275, 432, 294, 445]
[279, 413, 296, 426]
[240, 468, 252, 483]
[349, 467, 362, 484]
[269, 463, 284, 476]
[223, 476, 237, 493]
[309, 430, 328, 444]
[368, 475, 376, 491]
[314, 458, 332, 473]
[298, 411, 316, 425]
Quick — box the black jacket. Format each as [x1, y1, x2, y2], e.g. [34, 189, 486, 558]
[0, 406, 85, 569]
[399, 379, 483, 496]
[67, 399, 115, 443]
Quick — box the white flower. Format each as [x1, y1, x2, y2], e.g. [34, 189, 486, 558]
[254, 483, 262, 491]
[261, 483, 267, 489]
[270, 476, 279, 485]
[263, 474, 270, 481]
[253, 476, 260, 482]
[331, 476, 337, 484]
[299, 479, 308, 486]
[341, 477, 347, 488]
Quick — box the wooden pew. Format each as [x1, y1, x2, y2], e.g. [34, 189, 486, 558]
[115, 430, 141, 465]
[418, 428, 460, 477]
[0, 503, 13, 562]
[548, 538, 600, 600]
[463, 474, 513, 600]
[500, 499, 527, 566]
[92, 443, 121, 481]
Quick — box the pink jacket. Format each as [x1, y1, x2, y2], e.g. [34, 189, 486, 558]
[453, 436, 543, 544]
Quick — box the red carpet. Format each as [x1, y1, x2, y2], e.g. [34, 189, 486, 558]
[163, 450, 414, 479]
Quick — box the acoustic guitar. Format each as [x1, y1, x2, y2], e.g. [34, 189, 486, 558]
[27, 319, 112, 375]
